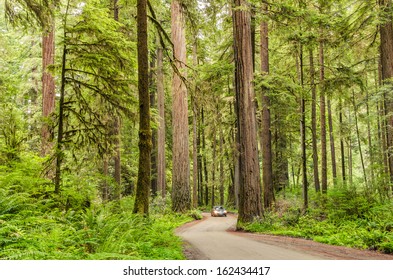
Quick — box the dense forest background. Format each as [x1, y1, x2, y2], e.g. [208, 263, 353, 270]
[2, 0, 393, 259]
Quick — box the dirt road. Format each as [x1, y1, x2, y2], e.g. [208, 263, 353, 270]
[176, 213, 393, 260]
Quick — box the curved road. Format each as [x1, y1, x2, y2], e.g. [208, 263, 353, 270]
[176, 213, 393, 260]
[177, 213, 322, 260]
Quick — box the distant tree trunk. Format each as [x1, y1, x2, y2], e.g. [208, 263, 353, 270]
[327, 99, 337, 182]
[150, 54, 157, 197]
[114, 0, 119, 20]
[41, 17, 56, 157]
[348, 109, 353, 186]
[192, 41, 198, 208]
[171, 0, 190, 212]
[377, 58, 390, 183]
[339, 98, 346, 183]
[211, 135, 216, 208]
[379, 0, 393, 190]
[260, 3, 274, 209]
[298, 43, 308, 210]
[54, 17, 68, 194]
[157, 39, 166, 198]
[309, 48, 320, 192]
[219, 125, 225, 206]
[319, 39, 328, 194]
[133, 0, 151, 215]
[102, 156, 109, 200]
[365, 83, 375, 186]
[353, 91, 368, 189]
[201, 108, 209, 206]
[192, 101, 198, 208]
[233, 122, 240, 209]
[197, 114, 203, 205]
[272, 117, 289, 192]
[113, 0, 121, 198]
[233, 0, 262, 224]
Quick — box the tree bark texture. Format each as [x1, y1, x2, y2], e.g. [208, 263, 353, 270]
[379, 0, 393, 189]
[192, 41, 199, 208]
[113, 0, 121, 198]
[113, 116, 121, 198]
[171, 0, 190, 212]
[309, 48, 321, 192]
[157, 42, 166, 198]
[133, 0, 151, 215]
[41, 18, 56, 157]
[327, 99, 337, 181]
[260, 5, 274, 209]
[339, 98, 346, 183]
[150, 55, 157, 197]
[233, 0, 262, 224]
[298, 44, 308, 210]
[319, 40, 328, 194]
[54, 30, 68, 194]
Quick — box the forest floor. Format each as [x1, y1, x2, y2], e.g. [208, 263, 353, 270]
[176, 213, 393, 260]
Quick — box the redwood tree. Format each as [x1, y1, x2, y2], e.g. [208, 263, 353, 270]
[41, 16, 55, 157]
[233, 0, 262, 224]
[171, 0, 190, 212]
[379, 0, 393, 188]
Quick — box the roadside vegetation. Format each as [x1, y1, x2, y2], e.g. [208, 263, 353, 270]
[244, 188, 393, 254]
[0, 154, 194, 260]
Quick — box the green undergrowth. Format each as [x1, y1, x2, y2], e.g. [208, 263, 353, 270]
[244, 188, 393, 254]
[0, 154, 194, 259]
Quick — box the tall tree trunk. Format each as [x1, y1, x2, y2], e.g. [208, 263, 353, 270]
[192, 41, 198, 208]
[219, 125, 225, 206]
[150, 55, 157, 197]
[365, 82, 375, 187]
[339, 98, 346, 183]
[202, 108, 209, 206]
[348, 109, 353, 186]
[192, 101, 198, 208]
[233, 0, 262, 224]
[41, 17, 56, 157]
[171, 0, 190, 212]
[133, 0, 151, 215]
[260, 3, 274, 209]
[157, 39, 166, 198]
[379, 0, 393, 190]
[197, 111, 203, 205]
[327, 98, 337, 181]
[298, 43, 308, 210]
[113, 0, 121, 198]
[309, 48, 320, 192]
[211, 135, 216, 208]
[319, 39, 328, 194]
[102, 156, 109, 200]
[353, 91, 368, 189]
[54, 3, 70, 194]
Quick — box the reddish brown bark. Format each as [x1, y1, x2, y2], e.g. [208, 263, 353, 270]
[171, 0, 190, 212]
[233, 0, 262, 224]
[41, 19, 55, 157]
